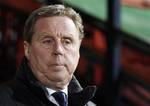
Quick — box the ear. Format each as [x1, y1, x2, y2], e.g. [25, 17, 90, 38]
[24, 41, 30, 60]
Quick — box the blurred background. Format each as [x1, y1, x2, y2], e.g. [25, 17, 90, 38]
[0, 0, 150, 106]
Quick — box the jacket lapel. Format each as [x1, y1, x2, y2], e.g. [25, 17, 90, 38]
[68, 76, 97, 106]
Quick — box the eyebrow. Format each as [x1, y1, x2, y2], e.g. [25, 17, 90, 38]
[61, 33, 75, 38]
[62, 36, 73, 40]
[36, 33, 53, 40]
[36, 32, 75, 40]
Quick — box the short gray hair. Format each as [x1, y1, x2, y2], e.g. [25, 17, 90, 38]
[23, 4, 84, 43]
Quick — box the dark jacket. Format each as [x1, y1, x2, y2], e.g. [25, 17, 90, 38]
[0, 58, 97, 106]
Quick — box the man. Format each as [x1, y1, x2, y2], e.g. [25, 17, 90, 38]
[0, 4, 97, 106]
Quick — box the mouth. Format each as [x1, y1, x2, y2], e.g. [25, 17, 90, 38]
[50, 63, 65, 67]
[49, 64, 65, 72]
[51, 63, 64, 66]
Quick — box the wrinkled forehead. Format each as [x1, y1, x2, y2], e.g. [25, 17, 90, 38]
[33, 16, 80, 40]
[36, 16, 76, 28]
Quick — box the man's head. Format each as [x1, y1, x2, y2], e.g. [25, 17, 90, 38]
[23, 4, 84, 90]
[23, 4, 84, 43]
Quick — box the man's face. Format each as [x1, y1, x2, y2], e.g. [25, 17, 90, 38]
[24, 16, 81, 90]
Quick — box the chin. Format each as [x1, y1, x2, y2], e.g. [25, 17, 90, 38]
[54, 72, 70, 80]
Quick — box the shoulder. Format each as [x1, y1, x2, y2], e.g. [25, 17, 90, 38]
[0, 82, 16, 104]
[0, 83, 13, 96]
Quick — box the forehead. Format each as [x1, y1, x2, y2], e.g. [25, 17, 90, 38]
[33, 16, 79, 35]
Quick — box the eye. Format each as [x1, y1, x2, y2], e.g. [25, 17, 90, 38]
[42, 38, 53, 44]
[63, 38, 72, 45]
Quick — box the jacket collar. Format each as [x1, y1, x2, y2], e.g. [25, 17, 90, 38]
[16, 57, 97, 106]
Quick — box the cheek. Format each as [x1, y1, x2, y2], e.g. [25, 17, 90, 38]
[66, 50, 80, 73]
[29, 46, 49, 70]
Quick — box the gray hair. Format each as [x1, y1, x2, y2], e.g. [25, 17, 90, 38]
[23, 4, 84, 43]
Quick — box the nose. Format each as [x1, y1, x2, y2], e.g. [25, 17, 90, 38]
[53, 41, 64, 56]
